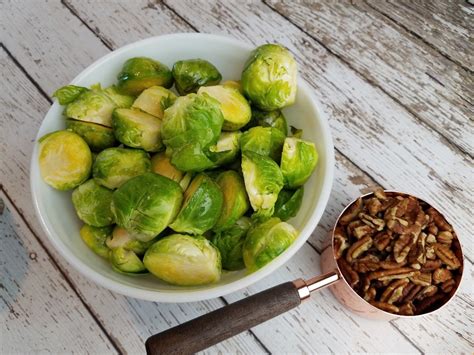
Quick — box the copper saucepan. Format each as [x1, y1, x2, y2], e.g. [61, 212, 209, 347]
[145, 190, 464, 354]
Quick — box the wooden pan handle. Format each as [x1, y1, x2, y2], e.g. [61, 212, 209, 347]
[145, 281, 301, 354]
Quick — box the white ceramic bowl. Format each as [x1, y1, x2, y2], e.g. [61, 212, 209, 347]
[30, 33, 334, 302]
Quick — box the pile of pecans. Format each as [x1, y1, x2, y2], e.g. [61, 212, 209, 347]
[335, 190, 463, 315]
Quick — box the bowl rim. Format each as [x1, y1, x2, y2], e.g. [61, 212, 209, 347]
[30, 33, 335, 303]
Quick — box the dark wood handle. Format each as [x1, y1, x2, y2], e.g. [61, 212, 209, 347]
[145, 281, 301, 355]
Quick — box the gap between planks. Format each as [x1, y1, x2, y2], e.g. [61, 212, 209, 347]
[0, 187, 126, 355]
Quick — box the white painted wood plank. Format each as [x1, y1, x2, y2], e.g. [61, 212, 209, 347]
[164, 0, 474, 262]
[0, 46, 267, 355]
[0, 192, 118, 354]
[366, 0, 474, 71]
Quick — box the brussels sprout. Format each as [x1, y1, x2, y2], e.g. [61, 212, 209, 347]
[65, 87, 116, 127]
[207, 131, 241, 167]
[162, 93, 224, 151]
[38, 130, 92, 190]
[93, 147, 151, 189]
[79, 224, 112, 258]
[240, 126, 285, 162]
[250, 109, 288, 136]
[172, 59, 222, 95]
[222, 80, 242, 94]
[290, 126, 303, 138]
[112, 108, 163, 152]
[103, 86, 135, 108]
[72, 179, 114, 227]
[143, 234, 221, 285]
[150, 152, 193, 190]
[241, 44, 297, 111]
[117, 57, 173, 95]
[53, 85, 88, 105]
[170, 143, 216, 172]
[106, 226, 154, 255]
[198, 85, 251, 131]
[213, 171, 249, 232]
[110, 247, 147, 274]
[280, 137, 318, 188]
[131, 86, 177, 118]
[66, 119, 116, 152]
[170, 174, 223, 235]
[112, 172, 183, 241]
[241, 151, 284, 218]
[212, 216, 252, 270]
[273, 187, 304, 221]
[243, 217, 298, 272]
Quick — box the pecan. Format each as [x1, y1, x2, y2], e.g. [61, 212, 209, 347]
[440, 279, 456, 293]
[402, 284, 422, 303]
[427, 223, 438, 236]
[437, 231, 453, 245]
[338, 258, 359, 288]
[364, 287, 377, 302]
[346, 236, 373, 263]
[426, 234, 437, 244]
[370, 301, 399, 313]
[380, 260, 407, 269]
[333, 226, 349, 259]
[434, 243, 461, 270]
[359, 212, 385, 231]
[427, 207, 452, 232]
[339, 198, 362, 225]
[353, 225, 374, 239]
[393, 234, 413, 263]
[410, 272, 432, 286]
[368, 267, 419, 281]
[366, 197, 382, 216]
[432, 268, 452, 284]
[373, 231, 392, 251]
[416, 293, 445, 314]
[415, 285, 438, 301]
[380, 278, 409, 304]
[346, 220, 364, 237]
[425, 245, 436, 260]
[408, 232, 426, 265]
[420, 259, 442, 272]
[398, 302, 415, 315]
[353, 254, 380, 273]
[374, 189, 387, 200]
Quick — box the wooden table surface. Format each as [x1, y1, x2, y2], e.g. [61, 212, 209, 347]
[1, 0, 473, 353]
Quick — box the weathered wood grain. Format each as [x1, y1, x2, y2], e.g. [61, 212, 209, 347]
[267, 0, 474, 156]
[0, 191, 118, 354]
[0, 46, 268, 355]
[366, 0, 474, 71]
[164, 0, 474, 263]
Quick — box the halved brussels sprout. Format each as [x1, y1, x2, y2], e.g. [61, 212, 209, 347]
[198, 85, 251, 131]
[170, 143, 216, 172]
[207, 131, 241, 167]
[222, 80, 242, 94]
[240, 126, 285, 162]
[112, 108, 163, 152]
[243, 217, 298, 272]
[162, 93, 224, 151]
[72, 179, 114, 227]
[112, 172, 183, 242]
[65, 87, 116, 127]
[150, 152, 193, 190]
[241, 44, 297, 111]
[172, 59, 222, 95]
[79, 224, 112, 259]
[53, 85, 88, 105]
[66, 119, 116, 152]
[143, 234, 221, 286]
[250, 109, 288, 136]
[93, 147, 151, 189]
[110, 247, 147, 274]
[241, 151, 284, 218]
[38, 130, 92, 190]
[213, 171, 249, 232]
[170, 174, 223, 235]
[103, 86, 135, 108]
[117, 57, 173, 95]
[106, 226, 154, 255]
[273, 187, 304, 221]
[280, 137, 318, 188]
[212, 216, 252, 271]
[131, 86, 177, 118]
